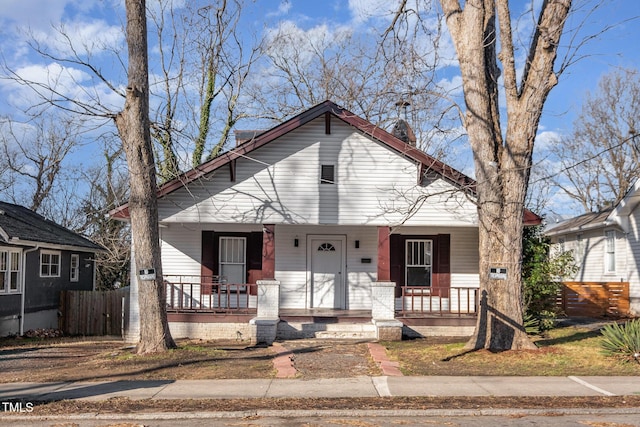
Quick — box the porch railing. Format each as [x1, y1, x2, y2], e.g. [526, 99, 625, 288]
[397, 286, 479, 317]
[164, 275, 257, 314]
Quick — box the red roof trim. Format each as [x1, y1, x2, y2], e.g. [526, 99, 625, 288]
[109, 100, 540, 224]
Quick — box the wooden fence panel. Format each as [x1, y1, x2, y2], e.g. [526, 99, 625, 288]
[558, 282, 630, 317]
[59, 289, 128, 336]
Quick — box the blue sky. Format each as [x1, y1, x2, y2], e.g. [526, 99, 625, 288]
[0, 0, 638, 217]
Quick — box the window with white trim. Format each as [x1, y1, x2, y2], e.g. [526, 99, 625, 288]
[0, 250, 21, 294]
[40, 250, 61, 277]
[558, 237, 565, 252]
[406, 239, 432, 287]
[219, 237, 246, 284]
[605, 230, 616, 273]
[70, 254, 80, 282]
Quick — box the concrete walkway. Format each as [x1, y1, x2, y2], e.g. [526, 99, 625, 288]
[1, 376, 639, 402]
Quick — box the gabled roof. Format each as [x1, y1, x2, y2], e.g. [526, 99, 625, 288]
[544, 208, 614, 236]
[110, 100, 541, 225]
[0, 201, 103, 251]
[545, 179, 640, 237]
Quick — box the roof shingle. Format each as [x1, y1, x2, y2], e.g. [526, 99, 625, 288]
[0, 201, 103, 251]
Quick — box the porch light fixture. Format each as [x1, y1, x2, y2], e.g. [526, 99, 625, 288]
[355, 240, 360, 249]
[294, 238, 299, 247]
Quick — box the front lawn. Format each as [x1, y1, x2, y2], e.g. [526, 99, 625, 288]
[384, 321, 640, 376]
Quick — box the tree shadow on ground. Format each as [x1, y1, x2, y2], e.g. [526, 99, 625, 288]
[535, 329, 602, 347]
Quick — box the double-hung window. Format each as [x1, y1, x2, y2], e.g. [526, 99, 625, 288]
[70, 254, 80, 282]
[40, 250, 61, 277]
[605, 230, 616, 273]
[219, 237, 246, 285]
[406, 239, 432, 287]
[0, 250, 21, 293]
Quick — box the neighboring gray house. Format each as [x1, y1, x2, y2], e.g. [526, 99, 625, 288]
[545, 180, 640, 317]
[0, 202, 104, 336]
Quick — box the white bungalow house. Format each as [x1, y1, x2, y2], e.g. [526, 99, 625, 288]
[545, 180, 640, 318]
[112, 100, 541, 343]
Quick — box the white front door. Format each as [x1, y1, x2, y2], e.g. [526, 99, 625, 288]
[309, 236, 346, 309]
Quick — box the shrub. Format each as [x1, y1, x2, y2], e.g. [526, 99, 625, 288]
[600, 319, 640, 363]
[521, 226, 577, 333]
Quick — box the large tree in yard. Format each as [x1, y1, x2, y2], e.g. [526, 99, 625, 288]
[116, 0, 175, 353]
[437, 0, 572, 350]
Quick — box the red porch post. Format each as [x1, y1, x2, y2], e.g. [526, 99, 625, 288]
[262, 224, 275, 279]
[377, 226, 390, 281]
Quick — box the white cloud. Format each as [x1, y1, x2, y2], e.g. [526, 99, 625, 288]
[347, 0, 398, 25]
[263, 20, 352, 66]
[2, 62, 123, 113]
[266, 1, 292, 18]
[534, 129, 563, 152]
[436, 75, 463, 97]
[0, 0, 69, 29]
[29, 19, 124, 59]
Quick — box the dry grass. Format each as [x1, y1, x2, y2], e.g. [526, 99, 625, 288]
[384, 324, 640, 376]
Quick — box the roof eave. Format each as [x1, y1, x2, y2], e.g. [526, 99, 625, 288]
[6, 237, 106, 253]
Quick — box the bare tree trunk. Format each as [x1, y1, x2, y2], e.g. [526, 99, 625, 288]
[440, 0, 571, 350]
[115, 0, 175, 353]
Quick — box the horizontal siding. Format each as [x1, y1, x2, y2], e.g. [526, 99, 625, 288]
[160, 223, 262, 277]
[552, 228, 628, 283]
[160, 226, 201, 277]
[274, 225, 377, 310]
[551, 208, 640, 316]
[161, 224, 479, 311]
[624, 208, 640, 315]
[394, 226, 479, 288]
[158, 117, 476, 226]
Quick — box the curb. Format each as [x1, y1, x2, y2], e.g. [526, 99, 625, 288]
[3, 407, 640, 421]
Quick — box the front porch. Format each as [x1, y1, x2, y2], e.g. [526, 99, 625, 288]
[163, 275, 478, 342]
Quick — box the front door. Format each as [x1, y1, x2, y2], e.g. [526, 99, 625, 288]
[309, 236, 346, 309]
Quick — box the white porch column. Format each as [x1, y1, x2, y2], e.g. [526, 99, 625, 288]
[371, 281, 403, 341]
[250, 279, 280, 344]
[371, 281, 396, 319]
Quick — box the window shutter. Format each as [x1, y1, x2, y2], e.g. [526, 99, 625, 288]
[389, 234, 404, 296]
[247, 232, 263, 294]
[201, 231, 216, 294]
[433, 234, 451, 296]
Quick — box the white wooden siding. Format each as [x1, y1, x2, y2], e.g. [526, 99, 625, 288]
[160, 223, 262, 277]
[160, 223, 479, 311]
[394, 226, 480, 289]
[627, 207, 640, 315]
[157, 117, 477, 227]
[552, 229, 628, 283]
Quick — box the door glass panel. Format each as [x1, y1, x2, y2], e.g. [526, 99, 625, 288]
[406, 239, 432, 287]
[219, 237, 246, 284]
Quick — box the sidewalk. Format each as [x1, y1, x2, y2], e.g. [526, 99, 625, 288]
[1, 375, 639, 402]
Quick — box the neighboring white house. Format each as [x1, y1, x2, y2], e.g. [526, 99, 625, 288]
[545, 180, 640, 317]
[112, 100, 541, 343]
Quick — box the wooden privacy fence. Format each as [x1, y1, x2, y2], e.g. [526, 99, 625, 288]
[59, 289, 128, 336]
[558, 281, 630, 317]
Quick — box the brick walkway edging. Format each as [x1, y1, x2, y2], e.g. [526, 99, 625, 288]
[367, 342, 403, 376]
[271, 342, 297, 378]
[270, 341, 403, 378]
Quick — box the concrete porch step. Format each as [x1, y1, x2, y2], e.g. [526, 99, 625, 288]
[313, 323, 377, 339]
[277, 319, 378, 340]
